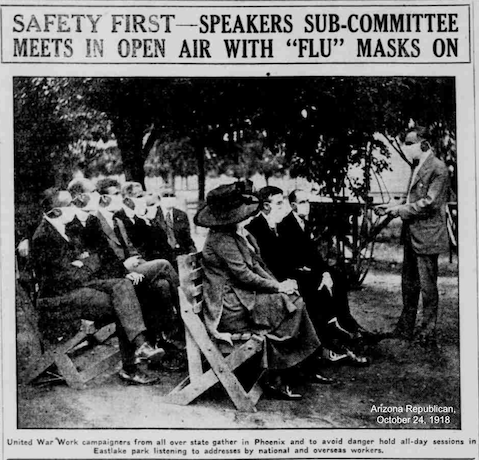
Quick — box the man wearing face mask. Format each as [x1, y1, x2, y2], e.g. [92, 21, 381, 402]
[376, 127, 450, 347]
[246, 186, 289, 281]
[106, 182, 183, 351]
[149, 191, 197, 261]
[114, 182, 174, 263]
[277, 189, 372, 365]
[31, 188, 165, 385]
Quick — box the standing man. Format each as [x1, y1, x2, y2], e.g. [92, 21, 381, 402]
[377, 127, 450, 346]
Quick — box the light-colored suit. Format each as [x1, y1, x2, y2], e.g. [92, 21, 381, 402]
[398, 153, 450, 255]
[395, 153, 450, 341]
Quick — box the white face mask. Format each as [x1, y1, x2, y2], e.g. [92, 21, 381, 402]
[162, 197, 177, 211]
[268, 195, 287, 224]
[104, 194, 123, 213]
[131, 197, 147, 217]
[402, 142, 422, 162]
[57, 206, 77, 225]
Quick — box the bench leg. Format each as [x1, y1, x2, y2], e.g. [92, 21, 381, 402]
[20, 330, 88, 384]
[165, 337, 264, 412]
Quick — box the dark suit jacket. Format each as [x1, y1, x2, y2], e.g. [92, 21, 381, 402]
[94, 211, 139, 262]
[398, 153, 450, 255]
[113, 208, 173, 262]
[246, 214, 287, 281]
[65, 215, 126, 279]
[32, 219, 123, 298]
[152, 207, 196, 256]
[277, 211, 329, 279]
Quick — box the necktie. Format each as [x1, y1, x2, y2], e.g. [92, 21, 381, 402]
[406, 159, 419, 203]
[166, 211, 177, 249]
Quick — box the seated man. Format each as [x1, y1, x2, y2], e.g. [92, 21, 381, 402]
[249, 187, 372, 364]
[32, 188, 165, 385]
[149, 191, 197, 260]
[114, 181, 174, 263]
[69, 178, 181, 349]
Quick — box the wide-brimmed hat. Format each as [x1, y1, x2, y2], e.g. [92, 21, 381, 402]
[194, 182, 259, 228]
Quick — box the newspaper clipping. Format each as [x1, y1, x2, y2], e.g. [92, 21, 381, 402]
[1, 0, 478, 459]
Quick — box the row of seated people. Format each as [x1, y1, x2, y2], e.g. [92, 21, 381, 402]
[29, 177, 377, 398]
[194, 182, 380, 401]
[31, 178, 196, 385]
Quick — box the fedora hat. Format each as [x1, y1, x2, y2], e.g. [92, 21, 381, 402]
[194, 182, 259, 228]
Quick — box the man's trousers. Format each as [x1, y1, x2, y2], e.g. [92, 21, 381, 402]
[39, 278, 146, 368]
[397, 236, 439, 340]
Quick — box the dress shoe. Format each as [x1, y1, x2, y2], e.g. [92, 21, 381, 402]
[321, 348, 349, 364]
[134, 342, 165, 365]
[345, 350, 370, 367]
[309, 373, 336, 384]
[119, 368, 160, 385]
[264, 383, 303, 401]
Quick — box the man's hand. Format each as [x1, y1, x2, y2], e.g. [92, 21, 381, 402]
[124, 256, 141, 271]
[278, 279, 299, 295]
[318, 272, 333, 296]
[71, 260, 84, 268]
[374, 204, 400, 218]
[17, 239, 30, 258]
[126, 272, 144, 285]
[297, 266, 312, 272]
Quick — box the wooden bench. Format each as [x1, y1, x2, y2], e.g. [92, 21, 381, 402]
[165, 252, 265, 412]
[20, 318, 120, 390]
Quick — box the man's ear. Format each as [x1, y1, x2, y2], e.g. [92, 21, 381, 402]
[420, 140, 430, 152]
[46, 208, 62, 219]
[99, 195, 111, 208]
[123, 197, 135, 210]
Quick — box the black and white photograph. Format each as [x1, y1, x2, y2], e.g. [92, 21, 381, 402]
[13, 76, 459, 429]
[1, 1, 478, 459]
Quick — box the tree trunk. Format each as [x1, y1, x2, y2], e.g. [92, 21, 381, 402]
[113, 120, 147, 187]
[194, 141, 206, 203]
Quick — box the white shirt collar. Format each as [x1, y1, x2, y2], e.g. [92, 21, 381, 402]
[146, 204, 160, 220]
[161, 205, 174, 218]
[123, 205, 136, 221]
[261, 211, 277, 230]
[292, 211, 306, 230]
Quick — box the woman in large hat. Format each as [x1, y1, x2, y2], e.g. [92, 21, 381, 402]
[195, 182, 326, 400]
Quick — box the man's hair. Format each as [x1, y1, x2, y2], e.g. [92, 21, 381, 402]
[40, 188, 71, 212]
[405, 126, 429, 141]
[405, 126, 432, 152]
[288, 189, 305, 204]
[72, 194, 90, 209]
[121, 181, 143, 198]
[161, 190, 176, 198]
[257, 186, 283, 208]
[67, 178, 96, 198]
[98, 195, 112, 208]
[97, 177, 121, 195]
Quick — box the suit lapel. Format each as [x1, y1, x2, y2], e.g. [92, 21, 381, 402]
[411, 153, 434, 189]
[96, 211, 121, 245]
